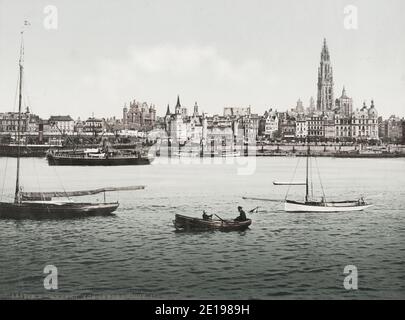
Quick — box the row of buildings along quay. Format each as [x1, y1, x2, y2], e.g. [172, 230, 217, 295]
[1, 39, 405, 151]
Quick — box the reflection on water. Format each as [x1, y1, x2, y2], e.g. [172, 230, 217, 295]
[0, 157, 404, 299]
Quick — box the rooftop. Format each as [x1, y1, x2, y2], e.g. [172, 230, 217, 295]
[49, 115, 74, 122]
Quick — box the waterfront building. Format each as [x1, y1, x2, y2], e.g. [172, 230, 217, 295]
[241, 114, 261, 142]
[0, 109, 31, 133]
[206, 120, 235, 147]
[403, 120, 405, 144]
[164, 96, 261, 146]
[165, 95, 208, 144]
[48, 115, 75, 134]
[186, 108, 207, 144]
[84, 117, 104, 135]
[386, 115, 403, 143]
[122, 99, 156, 131]
[335, 114, 352, 141]
[295, 118, 308, 139]
[263, 109, 279, 138]
[307, 115, 324, 140]
[39, 118, 51, 134]
[317, 39, 335, 112]
[169, 114, 188, 144]
[323, 113, 336, 140]
[28, 114, 41, 133]
[74, 118, 85, 134]
[165, 96, 188, 143]
[401, 118, 405, 144]
[377, 116, 387, 141]
[351, 101, 379, 141]
[280, 116, 296, 140]
[103, 117, 122, 132]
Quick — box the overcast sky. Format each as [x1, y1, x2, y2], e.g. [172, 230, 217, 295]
[0, 0, 404, 119]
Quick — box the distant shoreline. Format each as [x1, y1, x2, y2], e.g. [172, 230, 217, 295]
[1, 142, 405, 159]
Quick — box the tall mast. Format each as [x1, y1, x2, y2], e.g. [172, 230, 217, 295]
[14, 32, 24, 204]
[305, 137, 309, 203]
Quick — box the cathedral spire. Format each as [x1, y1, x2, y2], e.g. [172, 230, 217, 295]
[176, 95, 181, 108]
[175, 95, 182, 115]
[317, 38, 334, 112]
[166, 104, 171, 116]
[321, 38, 330, 61]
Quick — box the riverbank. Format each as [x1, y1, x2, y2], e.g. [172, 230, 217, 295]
[0, 143, 140, 157]
[2, 142, 405, 158]
[157, 143, 405, 158]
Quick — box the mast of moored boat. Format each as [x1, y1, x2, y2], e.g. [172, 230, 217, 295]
[305, 138, 309, 203]
[14, 32, 24, 204]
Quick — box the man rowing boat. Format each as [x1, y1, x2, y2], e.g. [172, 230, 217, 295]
[234, 206, 247, 222]
[202, 210, 213, 221]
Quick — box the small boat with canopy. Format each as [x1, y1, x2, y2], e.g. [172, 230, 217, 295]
[0, 28, 145, 219]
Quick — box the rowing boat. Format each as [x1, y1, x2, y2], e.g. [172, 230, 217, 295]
[173, 214, 251, 232]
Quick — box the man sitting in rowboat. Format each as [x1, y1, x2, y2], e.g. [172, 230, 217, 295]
[202, 210, 213, 221]
[234, 206, 247, 222]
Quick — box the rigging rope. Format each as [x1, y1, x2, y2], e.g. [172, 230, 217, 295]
[285, 157, 301, 200]
[310, 156, 314, 199]
[314, 157, 326, 201]
[1, 68, 21, 201]
[0, 158, 9, 202]
[52, 165, 71, 200]
[31, 157, 44, 199]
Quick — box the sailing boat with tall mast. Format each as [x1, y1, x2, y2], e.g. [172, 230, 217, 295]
[280, 140, 372, 212]
[0, 30, 145, 219]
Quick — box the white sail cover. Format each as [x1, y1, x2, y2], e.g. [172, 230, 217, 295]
[273, 181, 306, 185]
[21, 185, 145, 201]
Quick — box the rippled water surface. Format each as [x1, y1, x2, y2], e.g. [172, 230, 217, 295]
[0, 156, 404, 299]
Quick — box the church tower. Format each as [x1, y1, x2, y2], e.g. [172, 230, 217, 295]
[193, 102, 199, 117]
[164, 104, 171, 133]
[317, 39, 334, 112]
[175, 95, 181, 115]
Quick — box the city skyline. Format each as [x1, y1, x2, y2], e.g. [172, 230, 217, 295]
[0, 0, 404, 120]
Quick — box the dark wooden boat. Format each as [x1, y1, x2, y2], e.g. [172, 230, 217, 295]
[46, 146, 153, 166]
[0, 144, 59, 157]
[47, 152, 153, 166]
[0, 201, 119, 219]
[333, 152, 403, 158]
[0, 185, 145, 219]
[173, 214, 252, 232]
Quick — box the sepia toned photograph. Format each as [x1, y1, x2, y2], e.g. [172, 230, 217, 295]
[0, 0, 404, 306]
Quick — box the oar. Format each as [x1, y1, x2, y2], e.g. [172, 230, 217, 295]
[242, 196, 283, 202]
[215, 214, 225, 222]
[249, 206, 259, 213]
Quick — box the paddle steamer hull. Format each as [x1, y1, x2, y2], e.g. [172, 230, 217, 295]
[47, 154, 152, 166]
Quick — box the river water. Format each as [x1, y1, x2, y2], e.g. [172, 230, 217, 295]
[0, 156, 404, 299]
